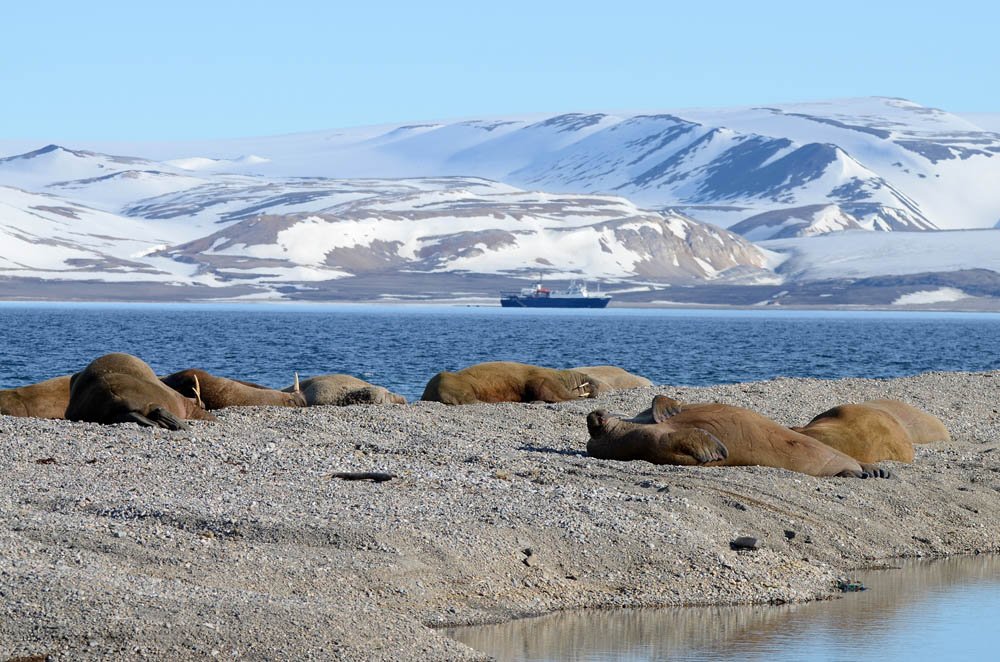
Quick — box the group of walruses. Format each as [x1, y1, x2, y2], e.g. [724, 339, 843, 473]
[1, 355, 949, 479]
[0, 353, 405, 430]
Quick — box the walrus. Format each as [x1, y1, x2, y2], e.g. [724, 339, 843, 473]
[66, 353, 216, 430]
[0, 375, 72, 419]
[161, 368, 306, 410]
[587, 395, 889, 478]
[281, 373, 406, 406]
[421, 361, 609, 405]
[572, 365, 653, 389]
[791, 399, 950, 463]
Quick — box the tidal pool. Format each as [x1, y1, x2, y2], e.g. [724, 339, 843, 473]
[447, 556, 1000, 661]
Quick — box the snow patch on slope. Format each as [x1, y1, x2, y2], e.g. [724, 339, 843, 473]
[166, 155, 270, 172]
[893, 288, 969, 305]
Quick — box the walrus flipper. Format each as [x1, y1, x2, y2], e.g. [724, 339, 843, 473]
[833, 465, 891, 479]
[145, 407, 189, 431]
[666, 428, 729, 464]
[859, 463, 892, 479]
[652, 395, 683, 423]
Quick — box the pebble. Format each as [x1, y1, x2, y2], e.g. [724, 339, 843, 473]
[731, 537, 762, 551]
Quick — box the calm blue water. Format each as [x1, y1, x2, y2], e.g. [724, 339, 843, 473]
[447, 556, 1000, 661]
[0, 303, 998, 401]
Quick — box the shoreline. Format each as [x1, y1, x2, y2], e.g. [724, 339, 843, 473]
[2, 297, 1000, 315]
[2, 370, 1000, 659]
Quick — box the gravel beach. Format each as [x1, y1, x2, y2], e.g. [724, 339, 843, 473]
[2, 370, 999, 660]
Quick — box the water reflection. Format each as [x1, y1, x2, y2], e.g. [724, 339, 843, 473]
[447, 556, 1000, 661]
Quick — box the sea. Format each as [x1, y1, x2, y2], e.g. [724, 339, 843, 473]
[1, 302, 999, 400]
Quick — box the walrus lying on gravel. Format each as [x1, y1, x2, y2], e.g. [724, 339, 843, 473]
[162, 368, 306, 410]
[792, 399, 949, 463]
[587, 395, 889, 478]
[421, 361, 609, 405]
[0, 375, 72, 419]
[66, 353, 216, 430]
[572, 365, 653, 390]
[283, 374, 406, 406]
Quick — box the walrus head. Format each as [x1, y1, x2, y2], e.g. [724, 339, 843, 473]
[586, 407, 729, 465]
[587, 409, 612, 437]
[572, 375, 611, 399]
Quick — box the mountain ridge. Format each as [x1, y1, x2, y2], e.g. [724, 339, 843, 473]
[7, 96, 993, 234]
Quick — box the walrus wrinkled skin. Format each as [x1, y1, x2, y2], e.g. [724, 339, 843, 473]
[421, 361, 609, 405]
[587, 395, 889, 478]
[282, 374, 406, 406]
[792, 399, 950, 463]
[0, 375, 72, 419]
[66, 353, 216, 430]
[572, 366, 653, 390]
[162, 368, 306, 410]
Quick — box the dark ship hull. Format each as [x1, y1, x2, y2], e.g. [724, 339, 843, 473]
[499, 294, 611, 308]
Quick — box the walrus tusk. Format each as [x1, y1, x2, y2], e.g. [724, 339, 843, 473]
[294, 371, 300, 392]
[574, 381, 590, 395]
[192, 374, 203, 408]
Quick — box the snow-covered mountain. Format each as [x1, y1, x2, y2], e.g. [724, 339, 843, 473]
[11, 96, 993, 236]
[155, 185, 770, 285]
[0, 144, 179, 192]
[0, 167, 771, 292]
[1, 96, 999, 305]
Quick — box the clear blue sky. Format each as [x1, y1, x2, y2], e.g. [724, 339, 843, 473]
[3, 0, 997, 140]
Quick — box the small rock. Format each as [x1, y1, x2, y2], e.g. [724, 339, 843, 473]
[837, 579, 866, 592]
[730, 536, 761, 551]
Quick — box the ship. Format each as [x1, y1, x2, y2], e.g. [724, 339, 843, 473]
[500, 280, 611, 308]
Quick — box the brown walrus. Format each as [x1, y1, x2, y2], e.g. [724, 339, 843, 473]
[572, 365, 653, 390]
[0, 375, 72, 419]
[421, 361, 609, 405]
[282, 374, 406, 406]
[66, 353, 216, 430]
[792, 399, 950, 463]
[587, 395, 889, 478]
[161, 368, 306, 410]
